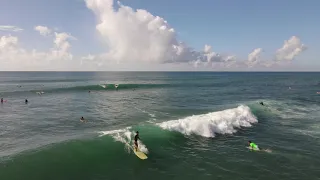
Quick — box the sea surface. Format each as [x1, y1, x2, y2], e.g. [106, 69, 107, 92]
[0, 72, 319, 180]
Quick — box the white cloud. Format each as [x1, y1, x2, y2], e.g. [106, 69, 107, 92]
[247, 48, 262, 67]
[85, 0, 184, 64]
[34, 26, 51, 36]
[0, 25, 23, 32]
[276, 36, 306, 61]
[190, 45, 236, 68]
[84, 0, 233, 67]
[0, 28, 76, 70]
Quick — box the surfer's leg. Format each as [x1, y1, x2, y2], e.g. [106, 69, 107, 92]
[134, 141, 138, 150]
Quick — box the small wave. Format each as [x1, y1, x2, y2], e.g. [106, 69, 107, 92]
[98, 127, 149, 154]
[261, 100, 320, 119]
[157, 105, 257, 138]
[134, 107, 156, 119]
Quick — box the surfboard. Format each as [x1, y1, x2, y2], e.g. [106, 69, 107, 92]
[133, 146, 148, 160]
[125, 143, 148, 160]
[247, 146, 272, 153]
[247, 146, 260, 151]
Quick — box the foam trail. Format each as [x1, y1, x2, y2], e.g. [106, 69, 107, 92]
[134, 107, 156, 119]
[99, 84, 107, 88]
[98, 128, 149, 154]
[158, 105, 257, 137]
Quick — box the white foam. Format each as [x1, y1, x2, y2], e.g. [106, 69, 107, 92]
[98, 128, 130, 137]
[99, 84, 107, 88]
[134, 107, 156, 119]
[98, 127, 149, 154]
[157, 105, 258, 138]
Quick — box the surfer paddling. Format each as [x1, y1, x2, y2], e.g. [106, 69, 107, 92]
[248, 141, 272, 152]
[248, 141, 259, 150]
[134, 131, 140, 151]
[80, 117, 87, 123]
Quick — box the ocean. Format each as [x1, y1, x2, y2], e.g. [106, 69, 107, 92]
[0, 72, 319, 180]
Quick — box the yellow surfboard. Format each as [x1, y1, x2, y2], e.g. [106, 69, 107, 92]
[133, 147, 148, 160]
[125, 143, 148, 160]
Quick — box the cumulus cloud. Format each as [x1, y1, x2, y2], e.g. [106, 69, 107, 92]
[34, 26, 51, 36]
[247, 48, 262, 67]
[84, 0, 233, 67]
[0, 27, 76, 70]
[190, 44, 236, 68]
[85, 0, 186, 64]
[0, 25, 23, 32]
[276, 36, 306, 61]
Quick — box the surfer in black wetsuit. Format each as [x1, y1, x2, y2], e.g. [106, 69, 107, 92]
[134, 131, 140, 151]
[80, 117, 86, 122]
[1, 98, 3, 103]
[260, 102, 264, 106]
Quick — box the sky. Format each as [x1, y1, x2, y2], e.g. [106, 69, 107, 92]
[0, 0, 319, 71]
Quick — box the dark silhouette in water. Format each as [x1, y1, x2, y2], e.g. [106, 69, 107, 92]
[25, 99, 28, 104]
[260, 102, 264, 106]
[1, 98, 3, 103]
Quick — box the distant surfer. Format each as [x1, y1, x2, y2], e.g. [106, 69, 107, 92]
[248, 141, 272, 152]
[260, 102, 264, 106]
[134, 131, 140, 151]
[248, 141, 259, 150]
[25, 99, 28, 104]
[1, 98, 3, 103]
[115, 84, 119, 91]
[80, 117, 86, 122]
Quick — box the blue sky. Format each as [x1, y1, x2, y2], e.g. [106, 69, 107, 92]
[0, 0, 319, 71]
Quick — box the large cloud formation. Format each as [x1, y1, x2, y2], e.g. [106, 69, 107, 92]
[84, 0, 235, 67]
[0, 0, 308, 71]
[85, 0, 196, 64]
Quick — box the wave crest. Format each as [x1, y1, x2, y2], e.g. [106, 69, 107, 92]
[157, 105, 257, 137]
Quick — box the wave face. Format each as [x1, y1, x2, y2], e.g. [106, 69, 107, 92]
[157, 105, 257, 137]
[99, 128, 149, 154]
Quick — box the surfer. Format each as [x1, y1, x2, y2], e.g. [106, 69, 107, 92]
[134, 131, 140, 151]
[260, 102, 264, 106]
[80, 117, 86, 122]
[25, 99, 28, 104]
[248, 141, 260, 150]
[1, 98, 3, 103]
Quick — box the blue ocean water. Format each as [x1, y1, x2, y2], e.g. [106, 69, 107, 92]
[0, 72, 319, 180]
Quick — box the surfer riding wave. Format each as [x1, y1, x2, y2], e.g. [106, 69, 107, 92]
[134, 131, 140, 151]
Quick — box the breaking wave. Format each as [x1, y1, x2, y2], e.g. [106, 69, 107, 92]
[157, 105, 257, 137]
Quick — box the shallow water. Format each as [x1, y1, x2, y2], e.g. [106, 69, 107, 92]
[0, 72, 319, 180]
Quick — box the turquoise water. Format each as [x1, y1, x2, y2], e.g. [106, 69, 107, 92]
[0, 72, 319, 180]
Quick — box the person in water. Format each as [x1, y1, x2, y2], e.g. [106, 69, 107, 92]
[248, 141, 260, 150]
[1, 98, 3, 103]
[25, 99, 28, 104]
[80, 116, 86, 122]
[260, 102, 264, 106]
[134, 131, 140, 151]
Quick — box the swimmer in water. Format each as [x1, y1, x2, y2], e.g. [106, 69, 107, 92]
[80, 117, 86, 122]
[260, 102, 264, 106]
[1, 98, 3, 103]
[248, 141, 260, 150]
[25, 99, 28, 104]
